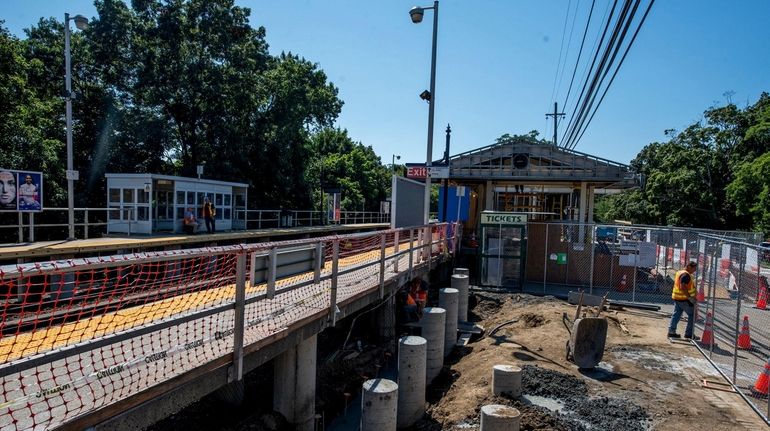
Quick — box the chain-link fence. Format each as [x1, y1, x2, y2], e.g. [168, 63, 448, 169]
[691, 235, 770, 423]
[519, 222, 761, 306]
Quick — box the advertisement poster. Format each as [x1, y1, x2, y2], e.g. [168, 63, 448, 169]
[0, 169, 43, 212]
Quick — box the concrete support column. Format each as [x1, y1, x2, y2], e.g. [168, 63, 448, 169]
[273, 335, 317, 431]
[451, 274, 470, 322]
[439, 288, 459, 356]
[492, 364, 522, 397]
[397, 336, 427, 428]
[480, 405, 521, 431]
[587, 186, 595, 224]
[377, 295, 396, 353]
[421, 307, 446, 383]
[453, 267, 469, 276]
[361, 378, 398, 431]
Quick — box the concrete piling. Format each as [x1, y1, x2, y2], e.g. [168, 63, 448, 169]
[492, 364, 522, 397]
[451, 274, 469, 322]
[273, 335, 317, 431]
[361, 378, 398, 431]
[453, 267, 469, 276]
[421, 307, 446, 383]
[397, 336, 427, 428]
[439, 288, 459, 356]
[480, 404, 521, 431]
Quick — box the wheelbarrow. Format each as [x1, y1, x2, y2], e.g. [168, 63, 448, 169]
[563, 292, 608, 369]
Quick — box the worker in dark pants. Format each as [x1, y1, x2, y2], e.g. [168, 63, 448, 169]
[202, 197, 216, 233]
[668, 261, 698, 340]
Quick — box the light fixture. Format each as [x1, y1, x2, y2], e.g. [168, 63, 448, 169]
[419, 90, 431, 102]
[409, 6, 425, 23]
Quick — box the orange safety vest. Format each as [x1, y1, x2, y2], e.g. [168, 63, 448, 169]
[416, 290, 427, 303]
[671, 269, 696, 301]
[406, 293, 416, 306]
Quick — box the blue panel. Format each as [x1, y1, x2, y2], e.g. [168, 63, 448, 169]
[438, 186, 470, 222]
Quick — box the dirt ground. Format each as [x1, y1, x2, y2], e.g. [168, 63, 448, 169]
[414, 292, 767, 431]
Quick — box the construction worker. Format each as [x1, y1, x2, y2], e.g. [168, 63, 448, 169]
[668, 261, 698, 340]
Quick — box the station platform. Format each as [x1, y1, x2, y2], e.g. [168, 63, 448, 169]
[0, 223, 389, 262]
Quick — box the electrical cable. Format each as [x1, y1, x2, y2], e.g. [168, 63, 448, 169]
[562, 0, 597, 110]
[559, 0, 620, 147]
[567, 0, 656, 150]
[555, 0, 582, 103]
[549, 0, 574, 105]
[563, 0, 638, 150]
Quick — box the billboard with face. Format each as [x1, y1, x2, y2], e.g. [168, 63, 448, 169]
[0, 169, 43, 212]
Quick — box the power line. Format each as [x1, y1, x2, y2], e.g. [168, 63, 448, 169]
[560, 0, 620, 147]
[563, 0, 638, 150]
[549, 0, 573, 104]
[555, 0, 582, 103]
[562, 0, 596, 109]
[568, 0, 656, 149]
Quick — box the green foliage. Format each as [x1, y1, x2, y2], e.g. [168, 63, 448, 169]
[608, 92, 770, 231]
[0, 1, 358, 211]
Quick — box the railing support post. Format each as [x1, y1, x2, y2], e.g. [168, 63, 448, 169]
[394, 231, 400, 273]
[408, 229, 414, 280]
[18, 212, 23, 243]
[330, 239, 340, 326]
[314, 241, 323, 284]
[267, 246, 277, 299]
[379, 233, 386, 298]
[84, 209, 89, 239]
[230, 253, 246, 383]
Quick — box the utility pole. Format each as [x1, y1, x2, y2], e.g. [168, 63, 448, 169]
[545, 102, 565, 147]
[442, 124, 451, 222]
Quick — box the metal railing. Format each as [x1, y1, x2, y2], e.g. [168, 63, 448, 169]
[0, 223, 457, 430]
[0, 207, 391, 243]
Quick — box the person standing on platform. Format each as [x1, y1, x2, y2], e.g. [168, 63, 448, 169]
[202, 196, 216, 233]
[668, 261, 699, 340]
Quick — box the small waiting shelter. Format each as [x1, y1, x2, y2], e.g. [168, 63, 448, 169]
[105, 173, 248, 234]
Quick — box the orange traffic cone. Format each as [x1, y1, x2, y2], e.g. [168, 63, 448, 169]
[737, 315, 752, 350]
[619, 274, 627, 292]
[697, 285, 705, 303]
[757, 285, 767, 310]
[700, 312, 715, 346]
[751, 357, 770, 397]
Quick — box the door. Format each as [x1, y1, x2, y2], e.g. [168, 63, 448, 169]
[480, 225, 526, 288]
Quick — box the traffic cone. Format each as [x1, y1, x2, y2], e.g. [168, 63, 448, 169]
[751, 357, 770, 397]
[697, 285, 705, 303]
[619, 274, 627, 292]
[757, 284, 767, 310]
[737, 315, 752, 350]
[700, 312, 715, 346]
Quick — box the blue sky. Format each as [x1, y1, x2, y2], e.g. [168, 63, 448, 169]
[1, 0, 768, 166]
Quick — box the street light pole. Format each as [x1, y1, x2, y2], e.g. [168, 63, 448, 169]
[64, 13, 88, 240]
[391, 154, 401, 176]
[410, 1, 439, 225]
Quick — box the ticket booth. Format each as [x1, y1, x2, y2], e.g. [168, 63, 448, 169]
[479, 211, 527, 289]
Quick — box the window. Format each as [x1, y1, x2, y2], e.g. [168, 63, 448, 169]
[137, 190, 149, 203]
[109, 188, 121, 203]
[197, 192, 205, 207]
[138, 207, 149, 221]
[224, 194, 231, 206]
[176, 191, 185, 205]
[109, 207, 120, 220]
[224, 208, 231, 220]
[123, 189, 135, 204]
[186, 191, 195, 205]
[216, 193, 223, 206]
[176, 207, 185, 219]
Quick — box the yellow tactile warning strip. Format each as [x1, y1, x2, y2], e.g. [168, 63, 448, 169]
[0, 243, 407, 363]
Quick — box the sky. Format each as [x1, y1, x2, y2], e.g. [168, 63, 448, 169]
[1, 0, 769, 166]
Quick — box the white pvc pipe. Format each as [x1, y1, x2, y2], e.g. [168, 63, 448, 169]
[397, 336, 427, 428]
[480, 404, 521, 431]
[492, 364, 522, 397]
[361, 378, 398, 431]
[451, 274, 470, 322]
[439, 288, 459, 356]
[421, 307, 446, 383]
